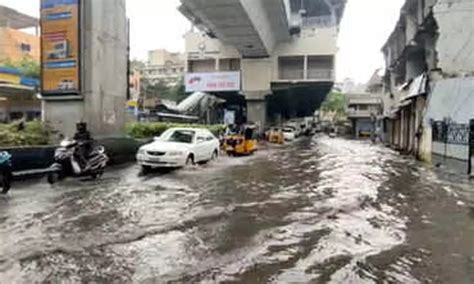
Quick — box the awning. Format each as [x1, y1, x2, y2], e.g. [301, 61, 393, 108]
[402, 73, 428, 101]
[398, 79, 413, 92]
[398, 99, 413, 108]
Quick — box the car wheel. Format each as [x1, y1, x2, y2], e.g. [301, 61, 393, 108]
[47, 171, 60, 185]
[185, 155, 195, 167]
[141, 165, 152, 175]
[1, 171, 11, 194]
[211, 150, 218, 161]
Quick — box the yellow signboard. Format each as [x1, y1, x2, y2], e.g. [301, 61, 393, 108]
[40, 0, 80, 95]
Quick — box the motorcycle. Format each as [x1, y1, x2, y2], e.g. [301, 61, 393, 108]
[47, 139, 108, 184]
[0, 151, 12, 194]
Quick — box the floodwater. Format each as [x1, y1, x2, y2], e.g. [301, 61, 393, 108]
[0, 135, 473, 283]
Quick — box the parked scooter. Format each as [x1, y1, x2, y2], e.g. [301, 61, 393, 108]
[0, 151, 12, 194]
[47, 139, 108, 184]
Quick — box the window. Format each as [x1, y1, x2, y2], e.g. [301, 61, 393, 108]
[20, 43, 31, 53]
[359, 105, 369, 111]
[162, 130, 195, 144]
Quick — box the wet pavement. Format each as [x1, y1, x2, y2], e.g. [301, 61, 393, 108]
[0, 135, 473, 283]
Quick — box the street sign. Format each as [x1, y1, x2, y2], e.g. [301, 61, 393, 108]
[40, 0, 81, 96]
[185, 71, 241, 93]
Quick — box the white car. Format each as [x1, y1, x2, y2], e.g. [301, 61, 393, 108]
[136, 128, 220, 170]
[282, 127, 297, 141]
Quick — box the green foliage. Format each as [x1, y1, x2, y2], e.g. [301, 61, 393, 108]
[126, 122, 226, 139]
[321, 92, 347, 115]
[130, 59, 146, 71]
[0, 57, 40, 79]
[141, 78, 188, 103]
[0, 121, 52, 147]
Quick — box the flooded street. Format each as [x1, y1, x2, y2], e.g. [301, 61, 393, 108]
[1, 135, 473, 283]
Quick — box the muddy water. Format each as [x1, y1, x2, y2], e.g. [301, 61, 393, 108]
[0, 136, 473, 283]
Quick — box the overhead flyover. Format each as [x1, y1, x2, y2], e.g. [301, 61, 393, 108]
[179, 0, 290, 58]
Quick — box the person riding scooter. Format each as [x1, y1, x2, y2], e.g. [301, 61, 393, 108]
[73, 122, 93, 170]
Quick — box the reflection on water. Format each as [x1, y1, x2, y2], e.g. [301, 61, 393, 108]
[0, 135, 473, 283]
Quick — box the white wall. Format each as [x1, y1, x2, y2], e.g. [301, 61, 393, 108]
[185, 32, 241, 60]
[434, 1, 474, 75]
[273, 27, 338, 56]
[241, 58, 273, 92]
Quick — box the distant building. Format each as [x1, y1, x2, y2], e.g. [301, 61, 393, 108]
[143, 49, 185, 86]
[129, 69, 141, 101]
[346, 93, 383, 139]
[0, 5, 39, 62]
[0, 6, 40, 123]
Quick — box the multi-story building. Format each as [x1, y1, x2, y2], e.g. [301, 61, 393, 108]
[382, 0, 474, 173]
[0, 6, 40, 123]
[179, 0, 346, 129]
[0, 5, 39, 62]
[346, 93, 383, 140]
[143, 49, 185, 86]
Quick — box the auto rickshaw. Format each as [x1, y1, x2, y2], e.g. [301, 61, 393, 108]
[267, 127, 284, 144]
[223, 125, 258, 156]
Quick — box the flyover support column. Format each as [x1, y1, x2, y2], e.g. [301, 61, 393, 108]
[40, 0, 128, 138]
[245, 91, 268, 134]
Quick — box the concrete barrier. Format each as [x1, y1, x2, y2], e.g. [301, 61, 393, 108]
[0, 136, 144, 173]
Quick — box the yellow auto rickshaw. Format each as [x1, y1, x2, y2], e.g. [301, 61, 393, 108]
[223, 125, 258, 156]
[267, 127, 284, 144]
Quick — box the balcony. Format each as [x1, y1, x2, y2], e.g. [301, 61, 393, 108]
[307, 69, 333, 81]
[302, 16, 335, 28]
[277, 55, 334, 82]
[347, 109, 376, 119]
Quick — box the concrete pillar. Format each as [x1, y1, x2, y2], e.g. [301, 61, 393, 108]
[469, 119, 474, 176]
[418, 125, 432, 163]
[303, 55, 308, 80]
[247, 99, 267, 134]
[42, 0, 128, 138]
[215, 59, 220, 71]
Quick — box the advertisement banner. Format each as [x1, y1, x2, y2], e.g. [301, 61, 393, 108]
[40, 0, 80, 95]
[185, 71, 240, 93]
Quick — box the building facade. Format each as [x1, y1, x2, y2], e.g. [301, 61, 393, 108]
[0, 6, 39, 62]
[143, 49, 185, 86]
[0, 6, 40, 123]
[179, 0, 346, 130]
[382, 0, 474, 174]
[346, 93, 383, 140]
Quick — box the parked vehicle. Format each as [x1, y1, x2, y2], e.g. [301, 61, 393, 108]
[137, 127, 220, 171]
[47, 139, 109, 184]
[0, 151, 12, 194]
[267, 127, 284, 144]
[287, 122, 302, 137]
[282, 127, 297, 141]
[223, 125, 258, 156]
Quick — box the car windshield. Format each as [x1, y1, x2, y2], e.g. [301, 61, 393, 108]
[163, 130, 195, 143]
[283, 128, 293, 132]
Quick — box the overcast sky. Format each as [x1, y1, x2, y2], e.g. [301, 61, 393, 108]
[0, 0, 404, 83]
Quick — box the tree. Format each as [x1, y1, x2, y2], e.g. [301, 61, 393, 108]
[321, 91, 347, 119]
[140, 77, 187, 103]
[130, 59, 145, 72]
[0, 57, 40, 79]
[168, 78, 187, 103]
